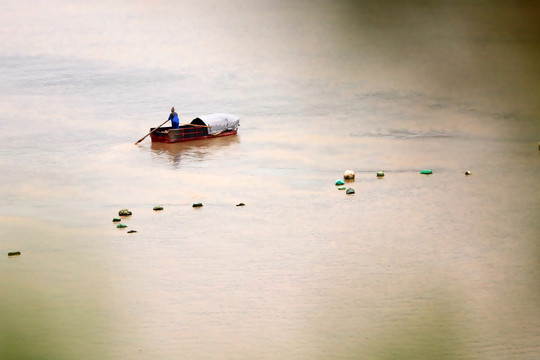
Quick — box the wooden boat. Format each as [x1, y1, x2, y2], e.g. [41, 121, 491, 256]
[150, 113, 240, 143]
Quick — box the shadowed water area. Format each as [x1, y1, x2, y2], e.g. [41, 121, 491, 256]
[1, 1, 539, 359]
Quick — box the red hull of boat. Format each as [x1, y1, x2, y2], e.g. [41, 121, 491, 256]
[150, 126, 238, 143]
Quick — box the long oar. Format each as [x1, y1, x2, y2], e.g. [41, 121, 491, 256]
[134, 119, 170, 145]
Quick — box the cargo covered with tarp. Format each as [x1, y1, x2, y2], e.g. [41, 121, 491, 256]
[191, 113, 240, 135]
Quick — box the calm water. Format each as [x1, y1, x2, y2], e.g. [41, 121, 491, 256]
[1, 1, 539, 359]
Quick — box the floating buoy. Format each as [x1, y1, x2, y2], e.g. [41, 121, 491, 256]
[153, 206, 164, 211]
[335, 179, 345, 186]
[192, 203, 203, 208]
[8, 251, 21, 257]
[119, 209, 132, 216]
[127, 230, 137, 234]
[236, 203, 246, 207]
[116, 223, 127, 228]
[420, 169, 433, 175]
[112, 217, 121, 222]
[377, 171, 384, 177]
[344, 170, 355, 180]
[346, 188, 355, 194]
[337, 186, 346, 190]
[465, 170, 471, 175]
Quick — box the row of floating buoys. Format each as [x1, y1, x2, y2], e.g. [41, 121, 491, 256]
[112, 203, 246, 232]
[335, 168, 474, 193]
[336, 170, 356, 195]
[114, 208, 134, 230]
[114, 206, 167, 231]
[420, 169, 472, 175]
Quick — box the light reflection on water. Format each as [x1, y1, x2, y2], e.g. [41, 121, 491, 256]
[1, 0, 539, 359]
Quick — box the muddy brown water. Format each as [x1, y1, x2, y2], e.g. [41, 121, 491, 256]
[1, 1, 539, 359]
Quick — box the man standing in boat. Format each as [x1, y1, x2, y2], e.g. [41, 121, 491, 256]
[168, 107, 180, 129]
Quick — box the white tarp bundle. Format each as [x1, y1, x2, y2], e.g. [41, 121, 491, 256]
[191, 113, 240, 135]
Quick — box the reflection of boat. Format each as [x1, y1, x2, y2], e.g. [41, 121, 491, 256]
[150, 134, 240, 156]
[150, 134, 240, 167]
[150, 113, 240, 143]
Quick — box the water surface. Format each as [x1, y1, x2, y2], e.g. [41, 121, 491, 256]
[1, 1, 539, 359]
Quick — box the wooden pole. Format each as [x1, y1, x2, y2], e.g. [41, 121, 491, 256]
[134, 119, 170, 145]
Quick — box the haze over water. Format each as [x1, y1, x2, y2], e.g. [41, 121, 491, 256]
[1, 1, 539, 359]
